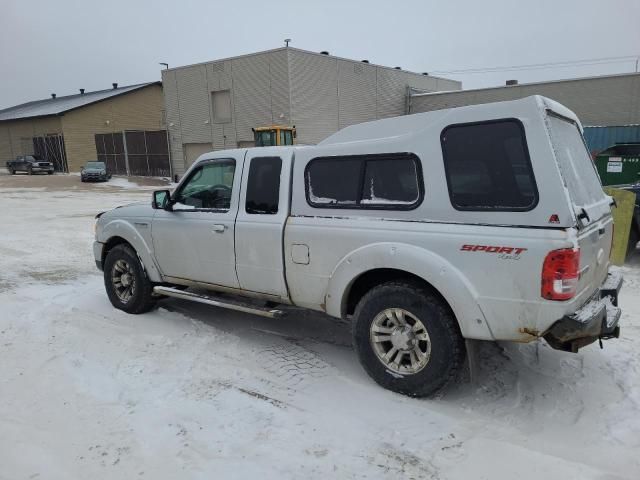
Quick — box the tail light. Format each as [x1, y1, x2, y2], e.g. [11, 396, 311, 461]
[541, 248, 580, 300]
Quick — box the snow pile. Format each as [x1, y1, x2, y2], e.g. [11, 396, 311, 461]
[0, 179, 639, 479]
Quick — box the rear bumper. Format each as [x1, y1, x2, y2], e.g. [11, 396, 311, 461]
[544, 270, 623, 353]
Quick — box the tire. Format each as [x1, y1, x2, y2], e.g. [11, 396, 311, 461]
[27, 167, 32, 175]
[627, 226, 639, 261]
[352, 281, 465, 397]
[47, 171, 53, 175]
[103, 244, 156, 314]
[9, 168, 14, 175]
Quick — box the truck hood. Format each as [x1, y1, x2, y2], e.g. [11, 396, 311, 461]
[103, 202, 153, 219]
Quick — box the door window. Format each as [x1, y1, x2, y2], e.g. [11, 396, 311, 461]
[174, 160, 235, 210]
[245, 157, 282, 214]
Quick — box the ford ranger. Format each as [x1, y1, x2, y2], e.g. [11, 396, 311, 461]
[93, 96, 622, 397]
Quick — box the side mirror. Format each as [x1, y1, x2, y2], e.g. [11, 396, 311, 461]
[152, 189, 171, 210]
[80, 166, 85, 171]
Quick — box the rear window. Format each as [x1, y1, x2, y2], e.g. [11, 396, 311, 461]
[547, 114, 605, 207]
[305, 153, 422, 210]
[441, 119, 538, 211]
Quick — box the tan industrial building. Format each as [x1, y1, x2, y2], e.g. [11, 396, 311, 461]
[408, 72, 640, 126]
[0, 82, 168, 174]
[162, 47, 461, 176]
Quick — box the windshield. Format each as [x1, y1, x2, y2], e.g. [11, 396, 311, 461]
[547, 115, 605, 208]
[86, 162, 106, 169]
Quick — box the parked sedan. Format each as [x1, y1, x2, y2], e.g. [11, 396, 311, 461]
[81, 161, 111, 182]
[6, 155, 54, 175]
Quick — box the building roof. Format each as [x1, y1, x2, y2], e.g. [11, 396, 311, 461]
[164, 46, 454, 83]
[0, 82, 161, 122]
[409, 72, 640, 98]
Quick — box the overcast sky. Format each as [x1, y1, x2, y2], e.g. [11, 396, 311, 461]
[1, 0, 639, 109]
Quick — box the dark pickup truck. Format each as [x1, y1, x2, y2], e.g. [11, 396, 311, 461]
[6, 155, 54, 175]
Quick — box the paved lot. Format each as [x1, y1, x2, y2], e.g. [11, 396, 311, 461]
[1, 173, 639, 479]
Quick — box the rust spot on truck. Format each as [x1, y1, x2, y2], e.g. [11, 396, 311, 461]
[518, 327, 541, 340]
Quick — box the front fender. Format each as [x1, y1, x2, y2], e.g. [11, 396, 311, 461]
[325, 242, 494, 341]
[98, 219, 163, 282]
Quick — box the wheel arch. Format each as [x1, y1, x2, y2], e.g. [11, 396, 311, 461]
[325, 243, 494, 341]
[99, 220, 163, 282]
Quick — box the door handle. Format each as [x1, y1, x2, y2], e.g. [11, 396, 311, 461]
[212, 224, 226, 233]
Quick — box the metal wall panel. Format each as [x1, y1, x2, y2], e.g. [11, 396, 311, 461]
[231, 54, 274, 144]
[584, 125, 640, 153]
[162, 70, 186, 176]
[409, 74, 640, 127]
[289, 50, 339, 145]
[268, 49, 292, 127]
[176, 65, 210, 144]
[338, 60, 377, 128]
[376, 68, 409, 119]
[206, 60, 236, 151]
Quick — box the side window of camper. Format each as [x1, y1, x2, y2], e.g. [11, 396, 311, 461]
[305, 153, 423, 210]
[440, 119, 538, 211]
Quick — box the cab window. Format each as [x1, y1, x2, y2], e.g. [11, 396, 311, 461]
[174, 160, 235, 210]
[245, 157, 282, 214]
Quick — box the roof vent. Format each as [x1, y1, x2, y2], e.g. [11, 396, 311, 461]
[422, 72, 429, 76]
[79, 88, 85, 94]
[361, 59, 369, 63]
[51, 93, 56, 99]
[320, 51, 329, 55]
[506, 79, 518, 86]
[112, 83, 118, 89]
[394, 66, 401, 70]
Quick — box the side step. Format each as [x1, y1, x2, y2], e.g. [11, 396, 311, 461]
[153, 286, 286, 319]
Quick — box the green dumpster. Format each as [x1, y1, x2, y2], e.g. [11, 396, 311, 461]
[595, 143, 640, 186]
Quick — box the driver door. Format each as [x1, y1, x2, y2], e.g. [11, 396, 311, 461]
[151, 155, 242, 288]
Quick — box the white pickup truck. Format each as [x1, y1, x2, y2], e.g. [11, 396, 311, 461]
[94, 95, 622, 397]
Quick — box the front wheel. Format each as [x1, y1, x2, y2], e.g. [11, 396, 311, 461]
[9, 168, 15, 175]
[47, 171, 53, 175]
[27, 167, 32, 175]
[103, 244, 156, 314]
[352, 281, 465, 397]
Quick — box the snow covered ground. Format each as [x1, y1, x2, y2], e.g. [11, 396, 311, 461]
[1, 173, 639, 480]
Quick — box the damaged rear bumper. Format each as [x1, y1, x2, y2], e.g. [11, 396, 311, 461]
[544, 270, 622, 353]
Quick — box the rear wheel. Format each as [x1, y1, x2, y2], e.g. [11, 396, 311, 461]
[352, 281, 465, 397]
[27, 166, 32, 175]
[104, 244, 156, 314]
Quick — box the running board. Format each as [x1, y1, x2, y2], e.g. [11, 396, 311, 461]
[153, 286, 285, 319]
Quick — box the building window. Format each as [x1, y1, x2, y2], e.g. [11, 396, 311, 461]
[211, 90, 232, 124]
[305, 153, 423, 210]
[246, 157, 282, 214]
[440, 119, 538, 211]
